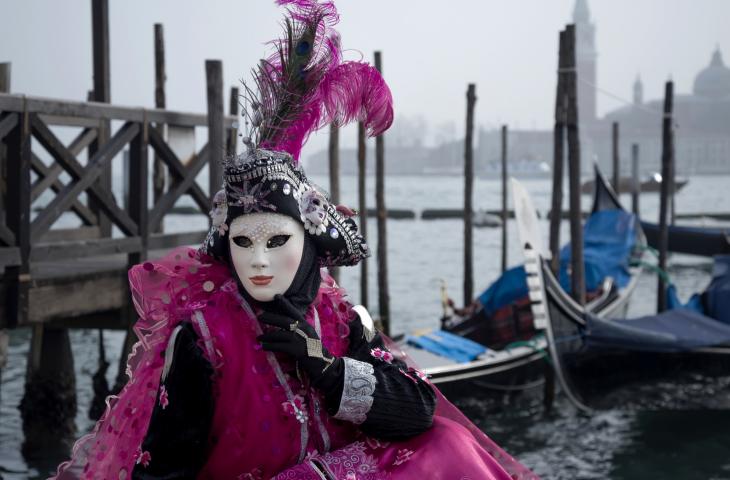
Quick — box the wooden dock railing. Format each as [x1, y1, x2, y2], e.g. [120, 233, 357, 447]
[0, 75, 235, 329]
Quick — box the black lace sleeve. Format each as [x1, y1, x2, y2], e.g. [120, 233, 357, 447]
[315, 315, 437, 440]
[131, 322, 215, 480]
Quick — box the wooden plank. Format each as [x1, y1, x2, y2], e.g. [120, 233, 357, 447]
[148, 231, 207, 250]
[31, 236, 142, 262]
[0, 247, 20, 268]
[37, 114, 100, 128]
[0, 94, 235, 127]
[206, 60, 224, 198]
[148, 127, 208, 212]
[152, 23, 167, 235]
[227, 86, 239, 156]
[38, 226, 100, 243]
[0, 113, 18, 140]
[501, 124, 508, 273]
[31, 127, 96, 202]
[30, 119, 139, 239]
[26, 272, 127, 325]
[149, 143, 209, 227]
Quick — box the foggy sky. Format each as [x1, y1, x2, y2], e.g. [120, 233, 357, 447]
[2, 0, 729, 156]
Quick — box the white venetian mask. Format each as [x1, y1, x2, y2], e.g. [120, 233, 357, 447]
[228, 213, 305, 302]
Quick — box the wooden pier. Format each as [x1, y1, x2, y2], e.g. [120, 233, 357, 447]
[0, 91, 235, 331]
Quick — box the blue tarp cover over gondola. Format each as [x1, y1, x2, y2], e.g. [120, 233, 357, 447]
[704, 255, 730, 325]
[584, 309, 730, 352]
[559, 209, 637, 292]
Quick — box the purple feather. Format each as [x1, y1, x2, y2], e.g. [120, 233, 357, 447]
[254, 0, 393, 162]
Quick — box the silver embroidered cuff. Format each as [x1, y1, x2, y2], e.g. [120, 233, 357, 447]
[334, 357, 376, 424]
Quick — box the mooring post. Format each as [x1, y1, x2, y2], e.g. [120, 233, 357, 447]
[228, 86, 239, 157]
[152, 23, 167, 234]
[657, 81, 674, 313]
[549, 30, 568, 276]
[565, 24, 585, 305]
[612, 122, 620, 193]
[0, 63, 9, 403]
[501, 124, 508, 273]
[206, 60, 224, 200]
[631, 143, 640, 215]
[19, 327, 77, 455]
[374, 51, 390, 335]
[357, 122, 369, 308]
[0, 62, 9, 224]
[463, 83, 477, 305]
[328, 123, 340, 283]
[90, 0, 112, 238]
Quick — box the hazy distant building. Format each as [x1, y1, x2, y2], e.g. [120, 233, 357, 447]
[307, 0, 730, 177]
[478, 0, 730, 177]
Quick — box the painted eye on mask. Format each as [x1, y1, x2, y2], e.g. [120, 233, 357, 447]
[232, 236, 253, 248]
[266, 234, 291, 249]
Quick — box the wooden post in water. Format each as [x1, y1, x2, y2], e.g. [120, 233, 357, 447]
[549, 30, 568, 276]
[631, 143, 640, 215]
[328, 123, 340, 282]
[374, 51, 390, 335]
[152, 23, 167, 233]
[565, 24, 585, 305]
[228, 87, 240, 157]
[91, 0, 112, 237]
[501, 124, 508, 273]
[206, 60, 224, 199]
[357, 122, 368, 308]
[657, 81, 674, 313]
[612, 122, 620, 193]
[463, 83, 477, 305]
[0, 63, 9, 232]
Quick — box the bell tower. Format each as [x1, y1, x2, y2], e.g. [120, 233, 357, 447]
[573, 0, 597, 124]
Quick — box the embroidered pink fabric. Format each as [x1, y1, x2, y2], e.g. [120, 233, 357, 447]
[51, 247, 537, 479]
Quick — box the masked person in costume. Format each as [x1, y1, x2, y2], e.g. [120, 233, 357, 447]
[52, 1, 537, 478]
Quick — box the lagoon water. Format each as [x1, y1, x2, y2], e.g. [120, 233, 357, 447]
[2, 173, 730, 479]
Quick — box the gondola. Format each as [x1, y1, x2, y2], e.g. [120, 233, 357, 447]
[580, 173, 688, 194]
[640, 221, 730, 257]
[516, 182, 730, 411]
[398, 166, 643, 401]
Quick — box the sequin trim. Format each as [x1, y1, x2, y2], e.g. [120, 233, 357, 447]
[334, 358, 376, 424]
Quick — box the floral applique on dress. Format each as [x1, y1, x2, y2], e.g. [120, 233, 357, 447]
[134, 448, 151, 468]
[370, 347, 393, 364]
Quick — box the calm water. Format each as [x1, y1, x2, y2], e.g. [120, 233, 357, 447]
[2, 174, 730, 479]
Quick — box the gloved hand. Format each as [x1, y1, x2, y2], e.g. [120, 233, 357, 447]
[257, 295, 338, 381]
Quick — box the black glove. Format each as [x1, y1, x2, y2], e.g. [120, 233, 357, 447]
[257, 295, 339, 381]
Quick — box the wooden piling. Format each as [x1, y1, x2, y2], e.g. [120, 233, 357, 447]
[631, 143, 640, 215]
[206, 60, 224, 199]
[91, 0, 112, 237]
[374, 51, 390, 335]
[565, 24, 585, 305]
[501, 124, 508, 273]
[657, 81, 674, 313]
[152, 23, 167, 233]
[549, 30, 568, 276]
[0, 63, 9, 230]
[328, 123, 340, 282]
[228, 87, 239, 157]
[358, 122, 368, 308]
[463, 84, 477, 305]
[612, 122, 620, 193]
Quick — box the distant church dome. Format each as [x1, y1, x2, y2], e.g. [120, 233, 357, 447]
[693, 47, 730, 99]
